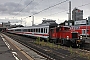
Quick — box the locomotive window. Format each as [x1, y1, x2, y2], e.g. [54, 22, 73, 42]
[41, 28, 43, 33]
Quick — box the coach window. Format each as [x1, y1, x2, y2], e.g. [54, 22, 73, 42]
[28, 29, 30, 32]
[41, 28, 43, 33]
[23, 29, 27, 32]
[16, 29, 21, 31]
[35, 29, 36, 32]
[32, 29, 33, 32]
[27, 29, 28, 32]
[18, 29, 21, 31]
[32, 29, 34, 32]
[29, 29, 31, 32]
[30, 29, 31, 32]
[36, 29, 37, 32]
[31, 29, 32, 32]
[47, 28, 49, 33]
[34, 29, 35, 32]
[44, 28, 45, 33]
[30, 29, 32, 32]
[15, 29, 17, 31]
[37, 29, 39, 32]
[39, 28, 40, 33]
[46, 28, 47, 33]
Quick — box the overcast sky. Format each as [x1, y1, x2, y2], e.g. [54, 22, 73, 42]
[0, 0, 90, 26]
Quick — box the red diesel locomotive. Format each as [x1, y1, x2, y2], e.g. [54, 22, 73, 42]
[49, 26, 85, 47]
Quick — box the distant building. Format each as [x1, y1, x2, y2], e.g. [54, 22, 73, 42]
[59, 20, 74, 26]
[72, 8, 83, 21]
[0, 24, 2, 27]
[2, 21, 10, 28]
[74, 19, 87, 26]
[88, 16, 90, 25]
[64, 20, 74, 26]
[42, 19, 56, 24]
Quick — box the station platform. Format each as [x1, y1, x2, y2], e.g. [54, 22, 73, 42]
[0, 35, 15, 60]
[0, 33, 46, 60]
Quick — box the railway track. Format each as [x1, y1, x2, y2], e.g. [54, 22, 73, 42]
[3, 32, 90, 60]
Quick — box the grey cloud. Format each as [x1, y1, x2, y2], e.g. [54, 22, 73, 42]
[0, 0, 38, 16]
[0, 0, 90, 17]
[24, 0, 38, 6]
[0, 2, 23, 15]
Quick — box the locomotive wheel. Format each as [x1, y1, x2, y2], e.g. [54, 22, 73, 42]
[66, 40, 72, 47]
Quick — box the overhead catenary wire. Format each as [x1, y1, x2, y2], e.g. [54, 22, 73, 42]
[45, 2, 90, 17]
[19, 0, 45, 20]
[21, 1, 90, 26]
[13, 0, 34, 18]
[33, 0, 69, 15]
[47, 10, 68, 16]
[9, 0, 23, 16]
[77, 2, 90, 8]
[20, 1, 90, 23]
[21, 0, 69, 20]
[14, 0, 23, 11]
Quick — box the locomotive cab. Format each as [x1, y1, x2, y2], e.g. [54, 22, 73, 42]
[49, 26, 85, 47]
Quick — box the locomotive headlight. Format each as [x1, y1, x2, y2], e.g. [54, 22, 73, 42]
[67, 36, 69, 40]
[80, 36, 82, 39]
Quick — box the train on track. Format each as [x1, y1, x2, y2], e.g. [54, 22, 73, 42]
[70, 25, 90, 37]
[7, 20, 85, 47]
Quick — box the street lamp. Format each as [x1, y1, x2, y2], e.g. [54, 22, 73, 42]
[29, 16, 34, 26]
